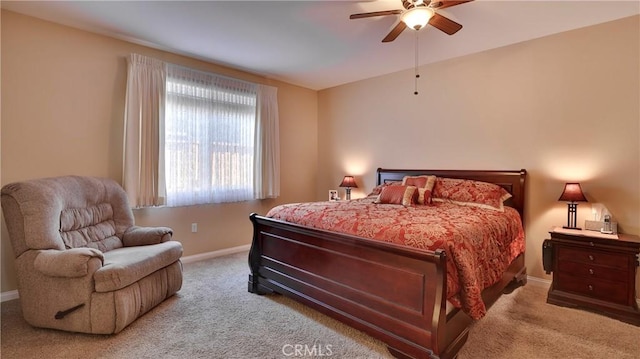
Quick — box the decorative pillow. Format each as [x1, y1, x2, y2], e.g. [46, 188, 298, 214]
[431, 177, 512, 211]
[374, 185, 417, 206]
[402, 175, 436, 204]
[367, 181, 402, 197]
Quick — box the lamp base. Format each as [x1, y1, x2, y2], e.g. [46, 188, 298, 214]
[562, 226, 582, 230]
[564, 202, 581, 231]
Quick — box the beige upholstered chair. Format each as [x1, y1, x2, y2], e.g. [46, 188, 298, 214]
[1, 176, 183, 334]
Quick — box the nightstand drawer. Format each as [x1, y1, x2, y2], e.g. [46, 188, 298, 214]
[556, 246, 628, 269]
[557, 260, 628, 283]
[556, 273, 629, 305]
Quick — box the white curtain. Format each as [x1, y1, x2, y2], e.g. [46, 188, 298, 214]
[165, 64, 258, 206]
[122, 53, 167, 207]
[254, 84, 280, 199]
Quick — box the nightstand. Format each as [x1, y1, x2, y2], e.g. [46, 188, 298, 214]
[543, 227, 640, 325]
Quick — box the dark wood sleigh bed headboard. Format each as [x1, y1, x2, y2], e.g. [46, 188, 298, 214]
[376, 168, 527, 221]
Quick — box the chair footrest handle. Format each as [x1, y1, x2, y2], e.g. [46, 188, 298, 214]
[55, 303, 85, 319]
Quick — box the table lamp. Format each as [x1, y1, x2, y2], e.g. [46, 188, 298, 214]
[558, 182, 587, 230]
[339, 176, 358, 200]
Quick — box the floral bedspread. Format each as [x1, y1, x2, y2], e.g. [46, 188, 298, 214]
[266, 197, 525, 320]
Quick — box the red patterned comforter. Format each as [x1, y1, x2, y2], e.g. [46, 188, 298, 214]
[266, 197, 525, 319]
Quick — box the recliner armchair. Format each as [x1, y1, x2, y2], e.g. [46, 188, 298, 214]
[1, 175, 183, 334]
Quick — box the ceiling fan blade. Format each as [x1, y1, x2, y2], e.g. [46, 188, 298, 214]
[431, 0, 473, 10]
[429, 13, 463, 35]
[382, 21, 407, 42]
[350, 10, 402, 19]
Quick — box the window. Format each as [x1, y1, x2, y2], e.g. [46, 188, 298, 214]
[123, 54, 279, 208]
[164, 65, 258, 206]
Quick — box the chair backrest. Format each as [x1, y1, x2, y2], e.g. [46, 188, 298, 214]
[1, 176, 135, 257]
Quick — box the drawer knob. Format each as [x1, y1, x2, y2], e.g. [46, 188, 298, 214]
[588, 255, 594, 261]
[589, 242, 595, 247]
[588, 285, 593, 291]
[589, 269, 594, 275]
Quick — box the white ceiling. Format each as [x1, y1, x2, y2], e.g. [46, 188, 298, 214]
[3, 1, 639, 90]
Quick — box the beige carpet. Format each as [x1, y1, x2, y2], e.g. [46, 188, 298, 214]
[2, 251, 639, 358]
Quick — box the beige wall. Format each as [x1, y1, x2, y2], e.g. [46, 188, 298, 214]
[318, 15, 640, 286]
[0, 10, 318, 292]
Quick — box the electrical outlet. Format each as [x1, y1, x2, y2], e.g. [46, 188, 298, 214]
[191, 223, 198, 233]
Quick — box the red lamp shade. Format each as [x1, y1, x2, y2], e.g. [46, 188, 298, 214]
[558, 183, 587, 203]
[339, 176, 358, 188]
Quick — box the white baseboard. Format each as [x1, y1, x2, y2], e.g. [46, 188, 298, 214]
[0, 244, 251, 303]
[1, 290, 19, 302]
[180, 244, 250, 264]
[526, 275, 551, 288]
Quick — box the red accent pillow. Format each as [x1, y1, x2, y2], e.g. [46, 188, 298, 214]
[367, 181, 401, 197]
[417, 188, 433, 205]
[402, 175, 436, 204]
[374, 185, 417, 206]
[432, 177, 512, 211]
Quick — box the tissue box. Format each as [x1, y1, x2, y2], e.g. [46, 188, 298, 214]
[584, 220, 617, 234]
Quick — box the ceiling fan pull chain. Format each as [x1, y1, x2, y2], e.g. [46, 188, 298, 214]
[414, 30, 420, 95]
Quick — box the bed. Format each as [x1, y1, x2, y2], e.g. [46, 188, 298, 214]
[248, 168, 527, 359]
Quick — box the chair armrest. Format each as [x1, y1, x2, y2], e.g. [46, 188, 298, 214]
[33, 248, 104, 278]
[122, 226, 173, 247]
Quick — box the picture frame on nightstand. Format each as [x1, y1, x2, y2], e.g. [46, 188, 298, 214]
[328, 190, 339, 201]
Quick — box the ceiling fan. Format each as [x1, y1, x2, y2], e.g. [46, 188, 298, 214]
[350, 0, 474, 42]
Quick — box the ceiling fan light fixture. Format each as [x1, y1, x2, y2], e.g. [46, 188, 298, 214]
[401, 7, 434, 30]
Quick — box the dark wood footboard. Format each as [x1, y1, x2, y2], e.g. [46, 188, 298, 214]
[248, 169, 527, 359]
[249, 213, 526, 359]
[249, 213, 452, 358]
